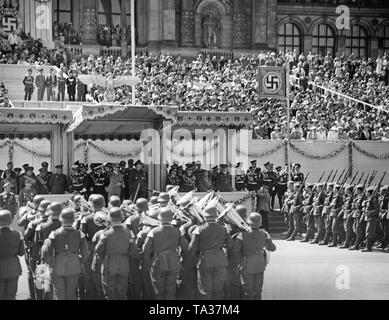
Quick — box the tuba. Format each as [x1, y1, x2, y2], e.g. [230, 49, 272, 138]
[140, 212, 160, 227]
[197, 191, 216, 210]
[217, 203, 250, 233]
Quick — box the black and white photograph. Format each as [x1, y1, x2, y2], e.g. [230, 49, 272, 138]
[0, 0, 389, 306]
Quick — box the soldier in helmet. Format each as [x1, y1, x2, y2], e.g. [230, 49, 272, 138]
[189, 203, 233, 300]
[300, 183, 315, 242]
[310, 183, 326, 244]
[362, 186, 380, 252]
[328, 184, 345, 247]
[378, 186, 389, 250]
[0, 182, 17, 218]
[349, 185, 366, 251]
[0, 210, 25, 300]
[286, 183, 304, 241]
[143, 207, 188, 300]
[319, 183, 335, 245]
[339, 185, 356, 249]
[232, 212, 276, 300]
[41, 208, 90, 300]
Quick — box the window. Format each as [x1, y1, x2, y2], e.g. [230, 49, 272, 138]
[346, 25, 368, 57]
[98, 0, 131, 27]
[53, 0, 73, 25]
[278, 22, 302, 54]
[312, 24, 336, 56]
[378, 25, 389, 56]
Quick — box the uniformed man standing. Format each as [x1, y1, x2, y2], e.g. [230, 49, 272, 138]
[328, 185, 345, 247]
[291, 163, 304, 182]
[234, 162, 246, 191]
[286, 183, 304, 241]
[189, 204, 233, 300]
[232, 212, 276, 300]
[262, 162, 277, 210]
[66, 70, 77, 101]
[143, 207, 188, 300]
[378, 186, 389, 250]
[283, 181, 296, 239]
[45, 68, 57, 101]
[362, 186, 380, 252]
[48, 165, 68, 194]
[57, 68, 66, 101]
[89, 164, 109, 201]
[339, 185, 356, 249]
[216, 164, 233, 192]
[349, 185, 366, 251]
[69, 163, 87, 195]
[310, 183, 326, 244]
[41, 208, 90, 300]
[300, 183, 315, 242]
[19, 180, 37, 208]
[23, 68, 34, 101]
[0, 210, 25, 300]
[35, 68, 46, 101]
[211, 165, 219, 191]
[180, 164, 197, 192]
[319, 183, 335, 245]
[0, 182, 18, 218]
[245, 161, 261, 192]
[36, 162, 52, 194]
[129, 160, 148, 200]
[275, 166, 288, 209]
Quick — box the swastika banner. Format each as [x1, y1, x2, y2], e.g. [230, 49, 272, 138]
[258, 67, 287, 98]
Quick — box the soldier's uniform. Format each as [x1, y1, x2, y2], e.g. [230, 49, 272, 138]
[328, 187, 345, 247]
[69, 166, 87, 194]
[245, 162, 261, 192]
[45, 70, 57, 101]
[216, 166, 233, 192]
[283, 184, 296, 239]
[349, 188, 366, 250]
[262, 163, 277, 209]
[18, 187, 37, 207]
[89, 166, 109, 200]
[180, 171, 197, 192]
[287, 184, 304, 240]
[211, 166, 219, 191]
[339, 187, 356, 249]
[36, 170, 52, 194]
[23, 70, 34, 101]
[41, 209, 90, 300]
[232, 213, 276, 300]
[143, 208, 188, 300]
[189, 205, 233, 300]
[276, 169, 288, 209]
[166, 172, 180, 187]
[378, 187, 389, 250]
[35, 69, 46, 101]
[234, 164, 246, 191]
[0, 189, 18, 218]
[129, 163, 148, 200]
[48, 165, 68, 194]
[57, 71, 66, 101]
[363, 188, 380, 252]
[291, 170, 304, 183]
[66, 72, 77, 101]
[320, 185, 335, 245]
[301, 184, 315, 242]
[310, 184, 326, 244]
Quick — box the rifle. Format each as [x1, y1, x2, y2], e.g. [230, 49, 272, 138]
[333, 168, 351, 217]
[336, 169, 346, 184]
[362, 172, 371, 186]
[308, 171, 326, 202]
[337, 168, 350, 185]
[331, 169, 339, 183]
[369, 170, 377, 185]
[348, 170, 359, 186]
[360, 172, 387, 223]
[356, 172, 364, 186]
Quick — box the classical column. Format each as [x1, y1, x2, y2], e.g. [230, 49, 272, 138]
[181, 0, 195, 47]
[221, 14, 233, 49]
[266, 0, 277, 49]
[252, 0, 276, 49]
[194, 14, 202, 47]
[162, 0, 177, 46]
[233, 0, 247, 48]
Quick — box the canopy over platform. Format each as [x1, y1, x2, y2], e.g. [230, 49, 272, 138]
[176, 111, 254, 128]
[0, 108, 73, 125]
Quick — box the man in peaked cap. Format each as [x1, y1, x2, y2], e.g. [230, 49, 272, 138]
[48, 165, 68, 194]
[128, 160, 148, 200]
[232, 212, 276, 300]
[143, 207, 188, 300]
[216, 164, 233, 192]
[35, 67, 46, 101]
[36, 162, 52, 194]
[189, 204, 233, 300]
[246, 161, 261, 193]
[23, 68, 35, 101]
[0, 210, 25, 300]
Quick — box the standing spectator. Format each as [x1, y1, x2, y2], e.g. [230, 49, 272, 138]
[48, 165, 68, 194]
[257, 185, 271, 232]
[66, 70, 76, 101]
[57, 68, 66, 101]
[1, 170, 17, 194]
[106, 164, 124, 199]
[45, 68, 57, 101]
[0, 183, 18, 218]
[35, 68, 46, 101]
[316, 125, 328, 141]
[23, 68, 34, 101]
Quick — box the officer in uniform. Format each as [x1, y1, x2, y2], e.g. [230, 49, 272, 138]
[48, 165, 69, 194]
[36, 162, 52, 194]
[328, 185, 345, 247]
[216, 164, 233, 192]
[262, 162, 277, 210]
[69, 163, 87, 195]
[180, 164, 197, 192]
[286, 183, 304, 241]
[45, 68, 57, 101]
[35, 68, 46, 101]
[57, 68, 66, 101]
[362, 186, 380, 252]
[93, 207, 134, 300]
[378, 186, 389, 250]
[122, 159, 134, 200]
[234, 162, 246, 191]
[246, 161, 260, 192]
[0, 182, 18, 218]
[339, 185, 356, 249]
[166, 165, 180, 188]
[0, 210, 25, 300]
[310, 183, 326, 244]
[189, 203, 233, 300]
[211, 165, 219, 191]
[23, 68, 35, 101]
[19, 180, 37, 208]
[66, 70, 77, 101]
[275, 166, 288, 209]
[143, 207, 188, 300]
[349, 185, 366, 251]
[129, 160, 148, 200]
[291, 163, 304, 182]
[319, 183, 335, 245]
[41, 208, 90, 300]
[232, 212, 276, 300]
[301, 183, 315, 242]
[283, 181, 296, 239]
[89, 164, 109, 201]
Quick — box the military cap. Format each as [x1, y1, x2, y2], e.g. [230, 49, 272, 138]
[41, 162, 49, 167]
[367, 186, 376, 193]
[0, 210, 12, 227]
[22, 164, 29, 169]
[14, 168, 22, 173]
[55, 164, 63, 169]
[47, 202, 63, 217]
[264, 162, 271, 167]
[25, 179, 33, 185]
[356, 185, 365, 191]
[90, 194, 105, 209]
[294, 183, 301, 188]
[128, 159, 134, 164]
[250, 160, 257, 165]
[276, 166, 282, 170]
[305, 183, 314, 189]
[247, 212, 262, 228]
[135, 198, 148, 211]
[235, 205, 247, 219]
[27, 166, 34, 172]
[60, 208, 75, 223]
[203, 205, 218, 219]
[134, 160, 144, 166]
[119, 161, 126, 167]
[2, 182, 11, 188]
[158, 207, 173, 224]
[109, 207, 123, 223]
[293, 163, 301, 168]
[109, 196, 121, 208]
[334, 184, 342, 189]
[71, 164, 79, 170]
[157, 193, 170, 203]
[149, 196, 159, 205]
[381, 185, 389, 192]
[212, 165, 219, 170]
[220, 164, 228, 169]
[38, 200, 51, 212]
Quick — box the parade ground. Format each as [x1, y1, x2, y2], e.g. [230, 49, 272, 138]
[14, 228, 389, 300]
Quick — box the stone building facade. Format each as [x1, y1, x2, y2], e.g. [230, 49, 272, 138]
[13, 0, 389, 57]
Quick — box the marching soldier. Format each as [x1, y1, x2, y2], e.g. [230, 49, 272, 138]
[232, 212, 276, 300]
[35, 68, 46, 101]
[310, 183, 326, 244]
[283, 181, 296, 239]
[319, 183, 335, 245]
[291, 163, 304, 182]
[0, 210, 25, 300]
[48, 165, 68, 194]
[362, 186, 380, 252]
[45, 68, 57, 101]
[216, 164, 233, 192]
[349, 185, 366, 251]
[275, 166, 288, 209]
[143, 207, 188, 300]
[180, 164, 197, 192]
[41, 208, 90, 300]
[57, 68, 66, 101]
[189, 204, 233, 300]
[378, 186, 389, 250]
[23, 68, 34, 101]
[301, 183, 315, 242]
[0, 182, 18, 218]
[286, 183, 304, 241]
[328, 185, 345, 247]
[234, 162, 246, 191]
[129, 160, 148, 200]
[339, 185, 356, 249]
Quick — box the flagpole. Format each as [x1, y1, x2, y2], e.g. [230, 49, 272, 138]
[131, 0, 136, 105]
[286, 58, 291, 181]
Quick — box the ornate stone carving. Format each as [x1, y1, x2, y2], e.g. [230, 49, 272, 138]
[195, 0, 232, 14]
[162, 0, 175, 10]
[198, 1, 222, 48]
[233, 14, 248, 47]
[181, 10, 195, 44]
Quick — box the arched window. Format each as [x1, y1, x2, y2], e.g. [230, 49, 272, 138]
[346, 25, 368, 57]
[378, 25, 389, 56]
[312, 24, 336, 56]
[278, 22, 302, 54]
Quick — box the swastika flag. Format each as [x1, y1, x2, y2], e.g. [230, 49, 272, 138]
[258, 67, 286, 98]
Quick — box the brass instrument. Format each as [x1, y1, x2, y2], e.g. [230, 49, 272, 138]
[196, 191, 216, 210]
[217, 203, 250, 233]
[140, 212, 160, 227]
